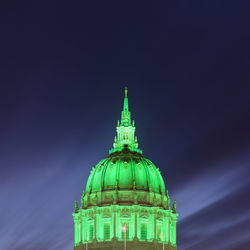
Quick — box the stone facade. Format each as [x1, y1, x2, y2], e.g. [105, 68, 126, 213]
[73, 205, 177, 249]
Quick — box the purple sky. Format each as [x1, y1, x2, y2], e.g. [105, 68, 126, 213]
[1, 1, 250, 249]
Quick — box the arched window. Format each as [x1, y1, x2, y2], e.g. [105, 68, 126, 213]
[141, 223, 147, 240]
[104, 223, 110, 240]
[123, 132, 129, 140]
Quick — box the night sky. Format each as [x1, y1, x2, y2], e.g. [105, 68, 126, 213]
[1, 1, 250, 250]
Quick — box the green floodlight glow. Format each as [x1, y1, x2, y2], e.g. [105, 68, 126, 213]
[73, 88, 178, 249]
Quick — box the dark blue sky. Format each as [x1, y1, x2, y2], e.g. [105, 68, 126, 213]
[1, 1, 250, 249]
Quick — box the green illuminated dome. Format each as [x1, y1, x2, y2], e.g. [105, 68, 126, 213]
[86, 149, 166, 195]
[81, 88, 168, 208]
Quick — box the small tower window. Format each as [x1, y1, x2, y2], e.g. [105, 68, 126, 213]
[104, 223, 110, 240]
[123, 132, 129, 140]
[141, 223, 147, 240]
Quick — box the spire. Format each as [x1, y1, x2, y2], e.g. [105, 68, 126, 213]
[81, 190, 85, 207]
[74, 200, 79, 213]
[166, 190, 170, 209]
[121, 87, 131, 126]
[109, 88, 142, 154]
[172, 200, 177, 214]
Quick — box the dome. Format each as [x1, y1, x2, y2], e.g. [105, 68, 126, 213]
[86, 149, 166, 194]
[80, 88, 170, 209]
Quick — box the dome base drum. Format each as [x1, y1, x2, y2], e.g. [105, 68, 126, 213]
[74, 205, 177, 249]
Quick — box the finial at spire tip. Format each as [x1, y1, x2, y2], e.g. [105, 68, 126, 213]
[125, 87, 128, 98]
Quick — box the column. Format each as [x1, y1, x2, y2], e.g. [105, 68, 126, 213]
[135, 206, 138, 239]
[80, 219, 82, 243]
[113, 205, 116, 239]
[154, 208, 156, 241]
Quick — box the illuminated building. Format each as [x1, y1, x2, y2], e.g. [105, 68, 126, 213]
[73, 88, 178, 249]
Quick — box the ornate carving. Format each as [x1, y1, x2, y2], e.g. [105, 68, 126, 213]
[138, 194, 146, 202]
[152, 193, 157, 204]
[104, 193, 113, 201]
[139, 208, 148, 218]
[87, 210, 95, 220]
[156, 211, 163, 220]
[92, 193, 98, 205]
[121, 208, 130, 217]
[120, 193, 130, 200]
[102, 208, 111, 218]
